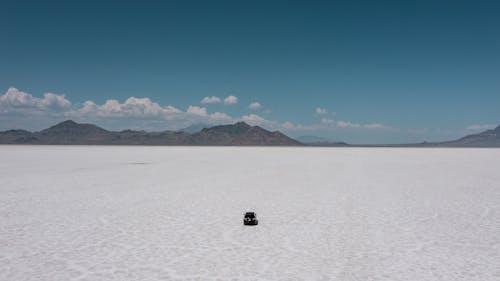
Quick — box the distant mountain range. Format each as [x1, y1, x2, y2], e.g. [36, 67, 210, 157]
[296, 135, 350, 146]
[296, 135, 331, 143]
[0, 120, 301, 146]
[0, 120, 499, 147]
[311, 125, 500, 147]
[420, 125, 500, 147]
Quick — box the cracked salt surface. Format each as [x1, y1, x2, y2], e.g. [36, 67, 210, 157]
[1, 146, 499, 281]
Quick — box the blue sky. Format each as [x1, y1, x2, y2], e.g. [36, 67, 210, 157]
[1, 0, 499, 143]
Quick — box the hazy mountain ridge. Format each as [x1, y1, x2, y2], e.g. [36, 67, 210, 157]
[0, 120, 300, 146]
[433, 125, 500, 147]
[296, 135, 331, 143]
[301, 126, 500, 147]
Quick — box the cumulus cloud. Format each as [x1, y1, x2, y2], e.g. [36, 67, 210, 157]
[315, 107, 327, 115]
[241, 114, 265, 124]
[74, 97, 182, 118]
[40, 93, 72, 109]
[186, 106, 232, 123]
[224, 95, 238, 105]
[123, 97, 164, 115]
[201, 96, 221, 104]
[186, 105, 208, 116]
[248, 102, 262, 110]
[0, 87, 71, 114]
[240, 114, 278, 128]
[209, 112, 232, 121]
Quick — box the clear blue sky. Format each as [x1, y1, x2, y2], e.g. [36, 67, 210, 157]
[1, 0, 499, 143]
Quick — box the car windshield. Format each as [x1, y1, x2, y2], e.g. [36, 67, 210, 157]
[245, 213, 255, 218]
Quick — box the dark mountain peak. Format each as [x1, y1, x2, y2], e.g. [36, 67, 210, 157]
[40, 120, 110, 137]
[247, 125, 265, 131]
[185, 122, 301, 146]
[45, 119, 102, 129]
[235, 121, 250, 127]
[495, 125, 500, 133]
[201, 122, 251, 135]
[59, 120, 78, 126]
[119, 129, 146, 134]
[247, 126, 291, 138]
[42, 120, 79, 130]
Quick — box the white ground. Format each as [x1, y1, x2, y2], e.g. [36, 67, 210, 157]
[1, 146, 499, 281]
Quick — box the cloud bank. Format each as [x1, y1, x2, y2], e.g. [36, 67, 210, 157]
[0, 87, 71, 114]
[0, 87, 235, 130]
[1, 87, 391, 133]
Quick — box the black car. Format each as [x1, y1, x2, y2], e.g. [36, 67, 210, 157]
[243, 212, 258, 225]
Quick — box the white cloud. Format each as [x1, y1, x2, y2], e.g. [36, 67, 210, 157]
[336, 121, 360, 128]
[123, 97, 164, 115]
[40, 92, 72, 109]
[163, 105, 183, 114]
[336, 121, 386, 129]
[186, 105, 208, 116]
[280, 119, 389, 132]
[201, 96, 221, 104]
[101, 99, 122, 114]
[248, 102, 262, 110]
[224, 95, 238, 105]
[79, 100, 98, 115]
[0, 87, 39, 109]
[282, 122, 295, 130]
[279, 122, 323, 131]
[0, 87, 71, 113]
[74, 97, 182, 118]
[315, 107, 327, 115]
[209, 112, 232, 121]
[241, 114, 265, 124]
[362, 123, 386, 129]
[240, 114, 278, 128]
[465, 124, 495, 131]
[186, 106, 232, 123]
